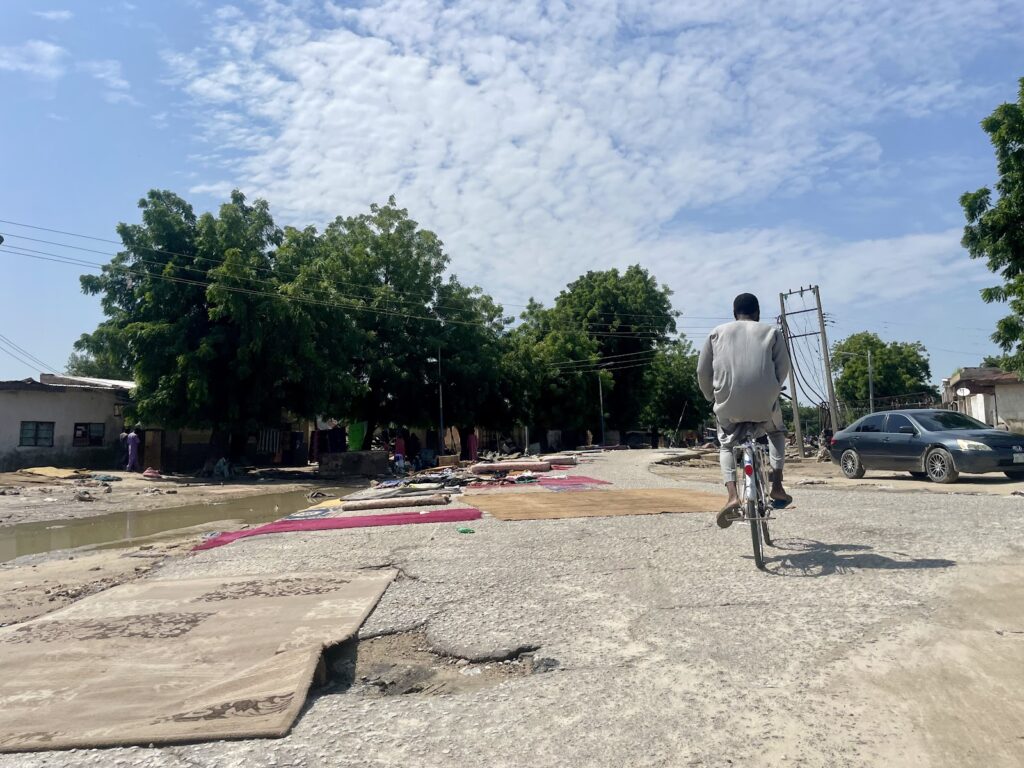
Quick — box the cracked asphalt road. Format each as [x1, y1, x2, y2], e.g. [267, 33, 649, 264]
[3, 450, 1023, 767]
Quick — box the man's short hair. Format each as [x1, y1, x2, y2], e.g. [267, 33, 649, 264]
[733, 293, 760, 318]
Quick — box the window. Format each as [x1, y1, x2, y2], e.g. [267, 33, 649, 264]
[856, 414, 886, 433]
[885, 414, 914, 434]
[913, 411, 989, 432]
[19, 421, 55, 447]
[73, 422, 106, 447]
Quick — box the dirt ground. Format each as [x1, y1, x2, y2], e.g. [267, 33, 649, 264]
[1, 450, 1023, 766]
[0, 466, 332, 527]
[653, 450, 1024, 496]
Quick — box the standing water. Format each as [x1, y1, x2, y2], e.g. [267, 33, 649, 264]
[0, 489, 344, 563]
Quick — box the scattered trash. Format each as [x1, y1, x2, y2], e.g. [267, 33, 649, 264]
[456, 527, 475, 534]
[797, 479, 826, 485]
[1012, 490, 1024, 498]
[90, 474, 121, 482]
[142, 468, 164, 481]
[306, 490, 335, 502]
[73, 490, 95, 502]
[284, 508, 331, 520]
[103, 484, 112, 494]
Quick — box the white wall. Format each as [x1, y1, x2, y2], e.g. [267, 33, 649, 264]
[0, 388, 124, 471]
[960, 393, 991, 424]
[995, 383, 1024, 424]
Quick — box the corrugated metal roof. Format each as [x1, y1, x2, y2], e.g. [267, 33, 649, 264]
[38, 373, 134, 390]
[950, 367, 1021, 386]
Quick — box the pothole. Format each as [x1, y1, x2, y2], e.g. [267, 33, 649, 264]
[319, 629, 557, 696]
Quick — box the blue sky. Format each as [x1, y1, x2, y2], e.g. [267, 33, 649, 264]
[0, 0, 1021, 403]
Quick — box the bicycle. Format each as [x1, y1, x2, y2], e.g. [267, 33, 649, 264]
[732, 425, 775, 570]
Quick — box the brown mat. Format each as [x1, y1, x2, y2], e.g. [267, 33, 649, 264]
[464, 488, 722, 521]
[0, 570, 395, 752]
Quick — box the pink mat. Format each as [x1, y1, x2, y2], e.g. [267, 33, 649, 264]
[538, 476, 611, 487]
[194, 508, 482, 552]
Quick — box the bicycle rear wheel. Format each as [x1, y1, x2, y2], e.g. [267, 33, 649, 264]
[748, 497, 765, 569]
[760, 508, 772, 548]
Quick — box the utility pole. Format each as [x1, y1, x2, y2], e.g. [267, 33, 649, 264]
[437, 346, 444, 457]
[867, 349, 874, 414]
[597, 373, 606, 447]
[812, 286, 841, 432]
[779, 293, 804, 461]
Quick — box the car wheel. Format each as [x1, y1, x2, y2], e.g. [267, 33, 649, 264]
[909, 471, 928, 480]
[1004, 471, 1024, 480]
[840, 449, 865, 479]
[925, 448, 959, 484]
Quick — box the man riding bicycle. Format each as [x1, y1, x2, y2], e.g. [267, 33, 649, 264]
[697, 293, 793, 528]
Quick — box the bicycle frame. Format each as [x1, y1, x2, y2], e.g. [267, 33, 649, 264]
[735, 435, 773, 569]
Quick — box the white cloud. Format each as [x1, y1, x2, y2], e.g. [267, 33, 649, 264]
[80, 59, 139, 105]
[0, 40, 68, 80]
[33, 10, 74, 22]
[165, 1, 1018, 327]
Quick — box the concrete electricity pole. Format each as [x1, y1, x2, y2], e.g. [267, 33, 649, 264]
[779, 293, 804, 461]
[812, 286, 841, 432]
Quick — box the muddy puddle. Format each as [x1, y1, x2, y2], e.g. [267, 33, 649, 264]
[0, 489, 341, 563]
[320, 629, 557, 697]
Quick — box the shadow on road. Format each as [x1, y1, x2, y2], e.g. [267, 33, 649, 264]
[763, 538, 956, 577]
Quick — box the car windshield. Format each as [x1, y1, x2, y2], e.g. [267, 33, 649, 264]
[913, 412, 990, 431]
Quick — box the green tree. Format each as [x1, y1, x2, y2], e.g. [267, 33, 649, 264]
[832, 332, 937, 406]
[639, 341, 711, 440]
[434, 278, 514, 445]
[79, 189, 350, 463]
[545, 266, 676, 433]
[315, 197, 510, 446]
[961, 77, 1024, 368]
[65, 347, 131, 380]
[503, 299, 603, 434]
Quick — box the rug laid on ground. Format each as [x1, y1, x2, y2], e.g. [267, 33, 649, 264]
[463, 488, 722, 521]
[194, 508, 482, 552]
[0, 570, 396, 752]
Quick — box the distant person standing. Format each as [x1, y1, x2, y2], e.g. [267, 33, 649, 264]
[126, 428, 141, 472]
[119, 427, 129, 467]
[394, 430, 407, 473]
[466, 428, 479, 462]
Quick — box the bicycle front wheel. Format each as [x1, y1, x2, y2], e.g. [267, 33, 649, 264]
[748, 498, 765, 569]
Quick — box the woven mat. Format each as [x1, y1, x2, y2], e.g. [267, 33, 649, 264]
[464, 488, 722, 521]
[0, 570, 395, 752]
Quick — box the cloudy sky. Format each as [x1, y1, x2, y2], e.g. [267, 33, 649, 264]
[1, 0, 1021, 397]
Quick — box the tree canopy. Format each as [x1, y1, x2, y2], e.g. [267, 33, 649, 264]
[514, 266, 679, 436]
[77, 189, 708, 456]
[961, 77, 1024, 370]
[831, 332, 937, 407]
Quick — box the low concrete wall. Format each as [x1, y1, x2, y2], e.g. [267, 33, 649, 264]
[319, 450, 389, 478]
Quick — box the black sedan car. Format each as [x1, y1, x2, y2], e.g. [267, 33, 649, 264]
[829, 409, 1024, 484]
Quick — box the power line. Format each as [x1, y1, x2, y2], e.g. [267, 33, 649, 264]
[0, 237, 708, 336]
[1, 244, 719, 345]
[1, 217, 723, 324]
[547, 348, 661, 368]
[0, 333, 59, 374]
[0, 338, 44, 375]
[549, 351, 661, 372]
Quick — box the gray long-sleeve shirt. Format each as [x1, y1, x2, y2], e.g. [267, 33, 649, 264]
[697, 320, 791, 423]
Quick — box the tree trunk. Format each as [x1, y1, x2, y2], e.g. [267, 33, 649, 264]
[361, 420, 377, 451]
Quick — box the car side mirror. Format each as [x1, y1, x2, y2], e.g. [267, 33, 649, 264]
[898, 425, 916, 435]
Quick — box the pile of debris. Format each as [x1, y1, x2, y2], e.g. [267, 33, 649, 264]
[314, 452, 588, 510]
